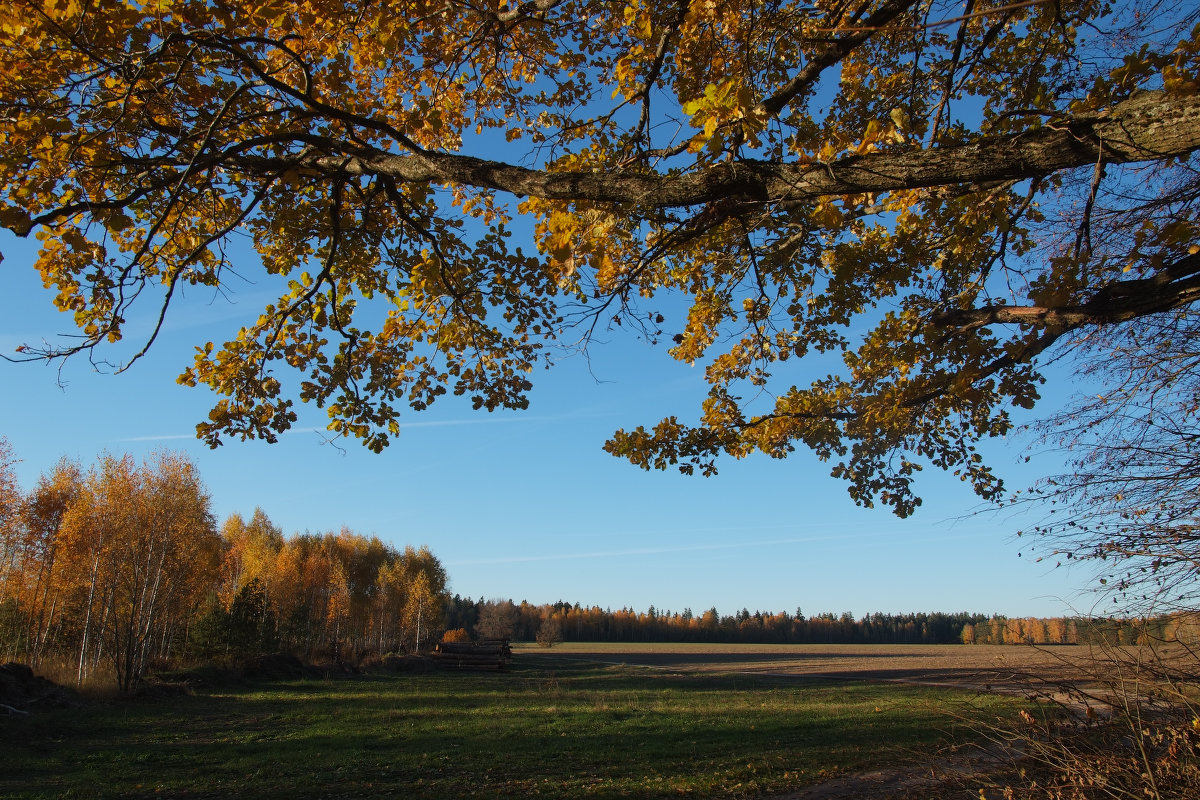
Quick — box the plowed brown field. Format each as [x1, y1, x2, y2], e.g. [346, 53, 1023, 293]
[518, 642, 1103, 695]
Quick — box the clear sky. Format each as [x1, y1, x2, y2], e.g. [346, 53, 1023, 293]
[0, 225, 1094, 620]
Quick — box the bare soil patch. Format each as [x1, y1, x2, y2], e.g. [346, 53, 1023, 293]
[521, 642, 1093, 696]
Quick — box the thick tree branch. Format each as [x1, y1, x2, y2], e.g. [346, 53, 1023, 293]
[937, 252, 1200, 331]
[294, 91, 1200, 208]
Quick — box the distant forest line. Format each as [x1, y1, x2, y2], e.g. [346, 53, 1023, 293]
[451, 597, 1196, 648]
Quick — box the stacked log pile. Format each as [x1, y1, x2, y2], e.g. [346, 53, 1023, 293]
[432, 639, 512, 670]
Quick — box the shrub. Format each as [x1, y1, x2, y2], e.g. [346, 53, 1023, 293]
[441, 628, 471, 644]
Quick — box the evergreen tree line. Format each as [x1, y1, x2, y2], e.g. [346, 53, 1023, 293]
[448, 598, 1197, 648]
[0, 441, 449, 691]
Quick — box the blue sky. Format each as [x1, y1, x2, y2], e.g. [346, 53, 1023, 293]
[0, 224, 1093, 620]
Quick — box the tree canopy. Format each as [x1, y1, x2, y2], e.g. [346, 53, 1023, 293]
[0, 439, 453, 689]
[2, 0, 1199, 515]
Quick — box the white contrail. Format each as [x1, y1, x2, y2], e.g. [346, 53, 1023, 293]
[116, 432, 200, 442]
[448, 531, 912, 566]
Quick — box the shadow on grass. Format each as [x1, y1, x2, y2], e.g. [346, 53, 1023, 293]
[524, 649, 948, 665]
[0, 660, 1025, 800]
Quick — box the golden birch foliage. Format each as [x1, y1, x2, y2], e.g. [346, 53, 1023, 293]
[324, 559, 351, 645]
[137, 451, 221, 633]
[2, 1, 1200, 514]
[374, 559, 408, 648]
[55, 451, 217, 691]
[217, 508, 284, 607]
[300, 544, 334, 630]
[403, 570, 440, 650]
[0, 437, 23, 598]
[375, 545, 449, 651]
[10, 458, 81, 665]
[0, 440, 450, 670]
[265, 539, 306, 629]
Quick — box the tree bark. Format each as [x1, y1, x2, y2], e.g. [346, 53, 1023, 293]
[298, 91, 1200, 207]
[936, 252, 1200, 330]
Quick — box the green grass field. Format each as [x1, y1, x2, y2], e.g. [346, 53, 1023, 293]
[1, 651, 1028, 799]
